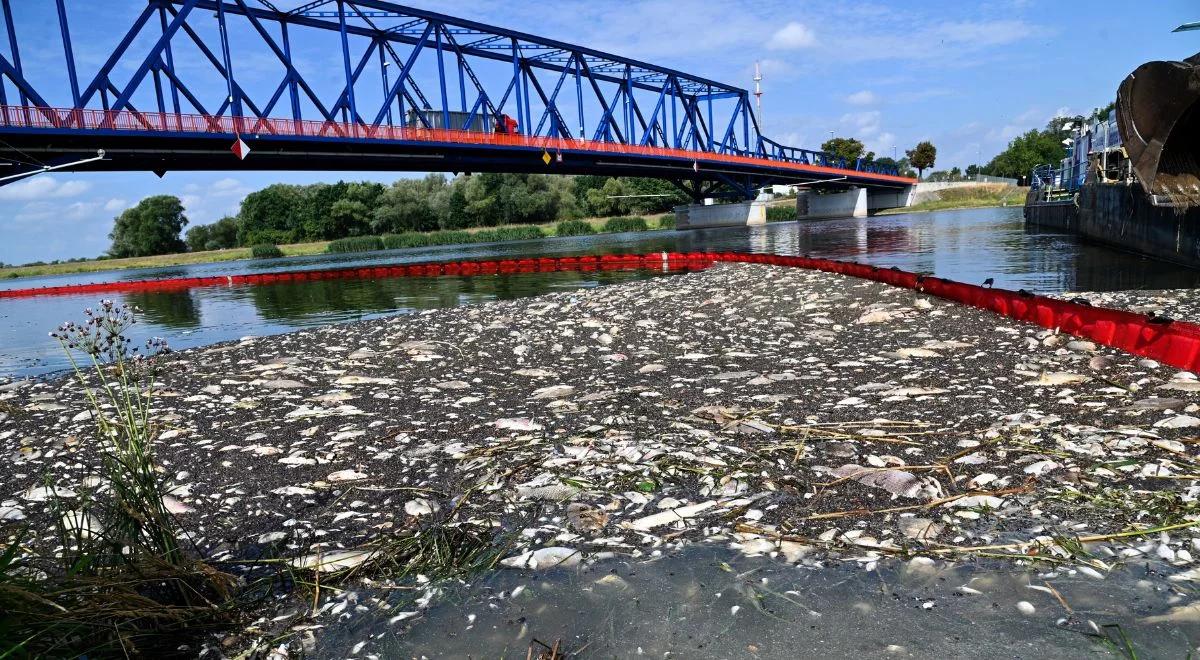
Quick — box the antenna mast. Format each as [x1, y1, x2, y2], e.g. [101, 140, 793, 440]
[753, 61, 763, 120]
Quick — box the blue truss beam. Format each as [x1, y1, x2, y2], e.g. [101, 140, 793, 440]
[0, 0, 903, 183]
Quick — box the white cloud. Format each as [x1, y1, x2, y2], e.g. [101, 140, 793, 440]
[13, 199, 101, 224]
[767, 22, 816, 50]
[103, 198, 127, 212]
[868, 132, 897, 157]
[845, 90, 878, 106]
[840, 110, 883, 138]
[56, 181, 92, 197]
[756, 58, 793, 78]
[211, 177, 243, 193]
[0, 177, 92, 201]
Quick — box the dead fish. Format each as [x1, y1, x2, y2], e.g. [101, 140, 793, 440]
[494, 417, 544, 431]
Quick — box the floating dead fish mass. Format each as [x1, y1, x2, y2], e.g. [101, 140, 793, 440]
[7, 263, 1200, 653]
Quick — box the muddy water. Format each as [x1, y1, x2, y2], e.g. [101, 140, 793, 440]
[316, 547, 1198, 658]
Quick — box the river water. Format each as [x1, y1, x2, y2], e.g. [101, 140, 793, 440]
[4, 207, 1199, 378]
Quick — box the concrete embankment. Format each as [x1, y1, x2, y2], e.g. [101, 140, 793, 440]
[6, 263, 1200, 651]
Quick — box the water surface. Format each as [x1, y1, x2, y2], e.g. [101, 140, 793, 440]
[4, 207, 1199, 377]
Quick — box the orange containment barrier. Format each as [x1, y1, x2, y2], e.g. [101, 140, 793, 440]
[5, 251, 1200, 373]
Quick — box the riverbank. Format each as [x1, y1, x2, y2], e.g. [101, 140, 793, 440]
[877, 184, 1028, 215]
[0, 213, 670, 280]
[5, 261, 1200, 653]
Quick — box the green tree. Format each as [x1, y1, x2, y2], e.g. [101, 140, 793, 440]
[299, 181, 351, 240]
[623, 177, 686, 214]
[572, 175, 610, 210]
[585, 178, 630, 217]
[821, 136, 866, 164]
[184, 223, 211, 252]
[965, 164, 980, 179]
[107, 195, 188, 258]
[372, 174, 444, 233]
[323, 182, 383, 238]
[906, 141, 937, 179]
[206, 216, 240, 250]
[1089, 102, 1115, 122]
[981, 116, 1079, 180]
[238, 184, 305, 246]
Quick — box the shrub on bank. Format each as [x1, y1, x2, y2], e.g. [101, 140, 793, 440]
[555, 219, 596, 236]
[766, 205, 798, 222]
[603, 216, 649, 233]
[382, 233, 431, 249]
[250, 244, 284, 259]
[657, 215, 677, 230]
[474, 226, 545, 243]
[327, 236, 384, 253]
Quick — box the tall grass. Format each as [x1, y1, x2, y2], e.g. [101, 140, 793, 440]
[657, 215, 677, 230]
[0, 303, 519, 656]
[554, 219, 596, 236]
[251, 243, 284, 259]
[602, 216, 649, 232]
[327, 235, 385, 253]
[766, 205, 798, 222]
[333, 227, 550, 253]
[0, 302, 241, 657]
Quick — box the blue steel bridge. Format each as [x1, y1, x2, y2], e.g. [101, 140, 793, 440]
[0, 0, 914, 201]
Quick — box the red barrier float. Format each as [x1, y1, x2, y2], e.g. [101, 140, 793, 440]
[5, 251, 1200, 373]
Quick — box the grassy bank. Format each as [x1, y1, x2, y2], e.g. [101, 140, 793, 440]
[0, 242, 331, 280]
[0, 213, 670, 281]
[876, 184, 1028, 215]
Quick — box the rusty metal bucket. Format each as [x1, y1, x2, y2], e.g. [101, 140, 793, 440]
[1117, 51, 1200, 204]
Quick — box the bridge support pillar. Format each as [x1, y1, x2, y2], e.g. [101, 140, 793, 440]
[866, 185, 916, 213]
[674, 200, 768, 229]
[796, 187, 868, 220]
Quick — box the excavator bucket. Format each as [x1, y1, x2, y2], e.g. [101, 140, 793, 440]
[1116, 51, 1200, 204]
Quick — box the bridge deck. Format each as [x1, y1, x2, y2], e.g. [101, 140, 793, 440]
[0, 107, 915, 189]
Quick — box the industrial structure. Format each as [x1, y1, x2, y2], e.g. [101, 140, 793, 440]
[1026, 45, 1200, 266]
[0, 0, 913, 225]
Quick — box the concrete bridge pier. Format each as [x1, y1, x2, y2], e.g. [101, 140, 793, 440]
[795, 185, 914, 220]
[674, 199, 769, 229]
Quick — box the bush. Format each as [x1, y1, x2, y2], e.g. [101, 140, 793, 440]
[657, 215, 677, 230]
[379, 227, 548, 250]
[474, 226, 545, 243]
[766, 205, 798, 222]
[555, 219, 596, 237]
[250, 244, 284, 259]
[382, 233, 429, 249]
[327, 236, 385, 253]
[603, 216, 649, 233]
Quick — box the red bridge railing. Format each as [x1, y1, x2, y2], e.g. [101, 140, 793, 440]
[0, 105, 916, 185]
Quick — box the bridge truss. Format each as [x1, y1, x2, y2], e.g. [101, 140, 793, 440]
[0, 0, 910, 198]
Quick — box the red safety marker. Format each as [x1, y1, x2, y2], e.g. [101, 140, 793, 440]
[231, 136, 251, 160]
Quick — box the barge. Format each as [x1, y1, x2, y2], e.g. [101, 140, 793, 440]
[1025, 51, 1200, 267]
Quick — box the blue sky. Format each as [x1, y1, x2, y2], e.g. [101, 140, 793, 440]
[0, 0, 1197, 264]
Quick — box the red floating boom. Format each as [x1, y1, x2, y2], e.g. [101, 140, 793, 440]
[4, 252, 1199, 374]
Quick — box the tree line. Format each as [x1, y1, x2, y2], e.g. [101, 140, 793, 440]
[973, 105, 1114, 182]
[818, 137, 936, 179]
[109, 174, 686, 257]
